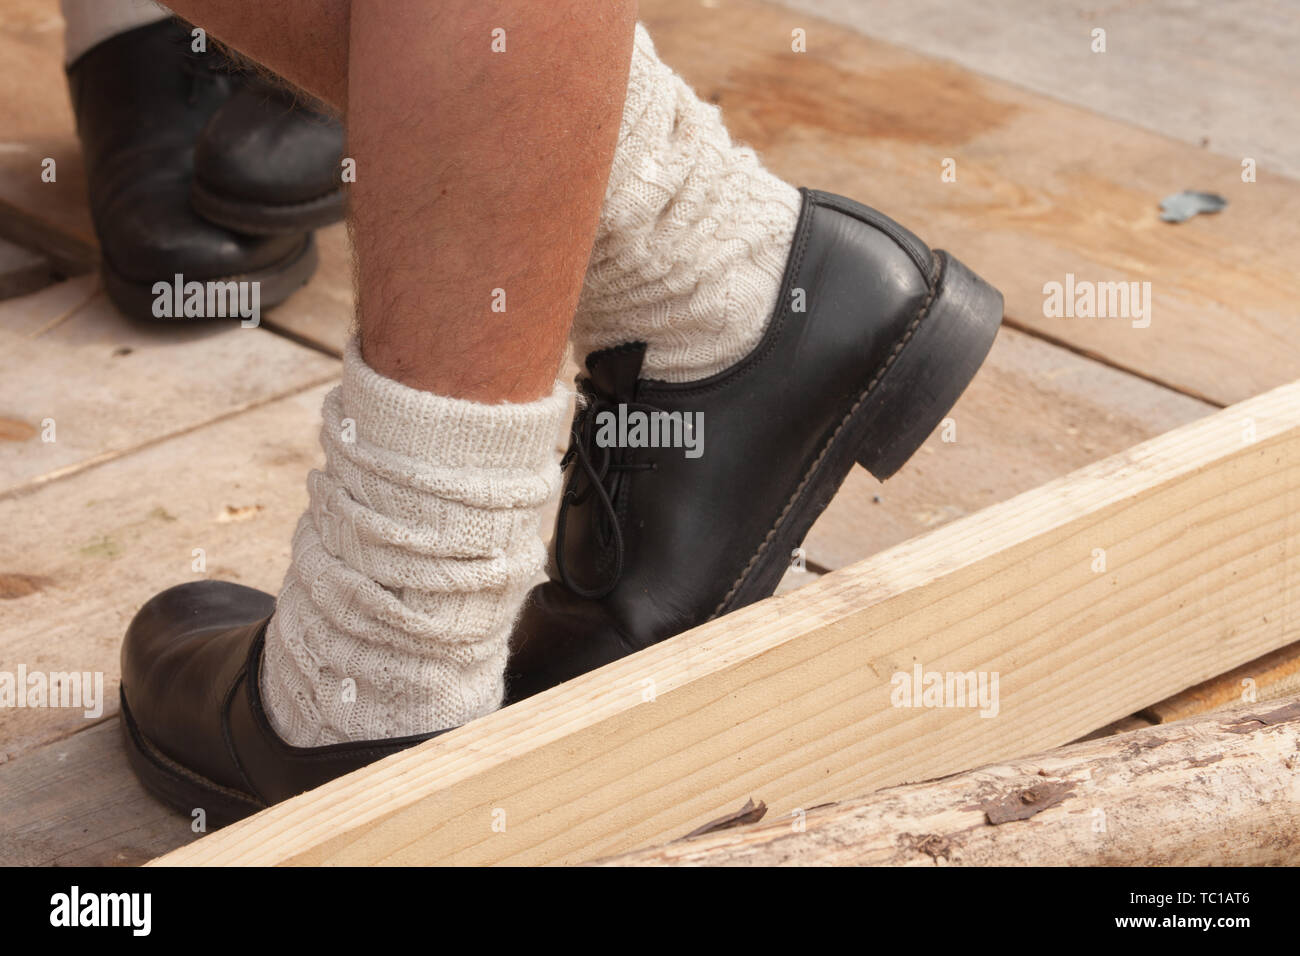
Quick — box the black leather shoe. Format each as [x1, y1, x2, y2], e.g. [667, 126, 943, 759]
[192, 78, 345, 235]
[67, 21, 317, 322]
[505, 188, 1003, 702]
[120, 580, 445, 826]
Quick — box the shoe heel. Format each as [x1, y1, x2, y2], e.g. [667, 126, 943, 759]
[853, 251, 1003, 480]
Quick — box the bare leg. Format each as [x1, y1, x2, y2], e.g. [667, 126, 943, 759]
[165, 0, 349, 109]
[167, 0, 634, 400]
[133, 1, 635, 747]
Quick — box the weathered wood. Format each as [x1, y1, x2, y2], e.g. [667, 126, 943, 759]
[787, 0, 1300, 179]
[598, 695, 1300, 866]
[261, 224, 353, 356]
[0, 384, 335, 758]
[804, 325, 1211, 570]
[0, 720, 200, 866]
[0, 277, 340, 496]
[0, 0, 1220, 577]
[154, 381, 1300, 866]
[643, 0, 1300, 407]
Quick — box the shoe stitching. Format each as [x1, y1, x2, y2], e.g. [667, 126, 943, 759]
[709, 250, 943, 618]
[122, 689, 266, 811]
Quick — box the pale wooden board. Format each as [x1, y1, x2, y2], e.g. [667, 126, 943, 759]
[783, 0, 1300, 179]
[0, 384, 334, 760]
[156, 381, 1300, 866]
[642, 0, 1300, 407]
[803, 326, 1213, 569]
[0, 276, 340, 496]
[0, 720, 200, 866]
[601, 695, 1300, 866]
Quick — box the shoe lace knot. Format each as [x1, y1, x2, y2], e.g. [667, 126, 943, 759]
[553, 381, 664, 600]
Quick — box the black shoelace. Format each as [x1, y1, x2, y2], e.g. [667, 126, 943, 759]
[553, 391, 662, 599]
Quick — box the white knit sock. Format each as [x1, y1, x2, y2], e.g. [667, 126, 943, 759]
[572, 23, 802, 383]
[61, 0, 171, 66]
[260, 339, 567, 746]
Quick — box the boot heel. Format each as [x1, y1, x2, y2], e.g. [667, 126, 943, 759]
[853, 252, 1003, 480]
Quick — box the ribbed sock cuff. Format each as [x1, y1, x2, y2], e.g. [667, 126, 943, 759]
[342, 337, 569, 469]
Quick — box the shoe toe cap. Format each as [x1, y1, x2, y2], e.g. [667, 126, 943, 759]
[121, 581, 274, 739]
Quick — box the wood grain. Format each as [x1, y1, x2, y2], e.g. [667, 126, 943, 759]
[599, 695, 1300, 866]
[0, 720, 200, 866]
[0, 385, 334, 758]
[786, 0, 1300, 179]
[642, 0, 1300, 407]
[0, 277, 340, 497]
[154, 380, 1300, 866]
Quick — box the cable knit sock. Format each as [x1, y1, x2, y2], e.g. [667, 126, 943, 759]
[572, 23, 802, 383]
[259, 339, 567, 746]
[61, 0, 171, 66]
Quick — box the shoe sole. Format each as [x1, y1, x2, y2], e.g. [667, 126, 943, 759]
[192, 179, 346, 235]
[719, 250, 1003, 613]
[120, 687, 267, 829]
[100, 232, 319, 323]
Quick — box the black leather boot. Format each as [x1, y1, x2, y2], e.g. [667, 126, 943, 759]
[192, 78, 346, 235]
[504, 188, 1003, 702]
[67, 21, 317, 321]
[120, 581, 445, 826]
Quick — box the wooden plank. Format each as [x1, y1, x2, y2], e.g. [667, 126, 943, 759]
[784, 0, 1300, 179]
[0, 277, 340, 496]
[599, 695, 1300, 866]
[1141, 639, 1300, 725]
[0, 720, 200, 866]
[262, 224, 353, 356]
[0, 384, 334, 759]
[804, 325, 1212, 569]
[154, 380, 1300, 866]
[642, 0, 1300, 407]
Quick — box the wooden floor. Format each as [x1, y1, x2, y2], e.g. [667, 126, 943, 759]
[0, 0, 1296, 865]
